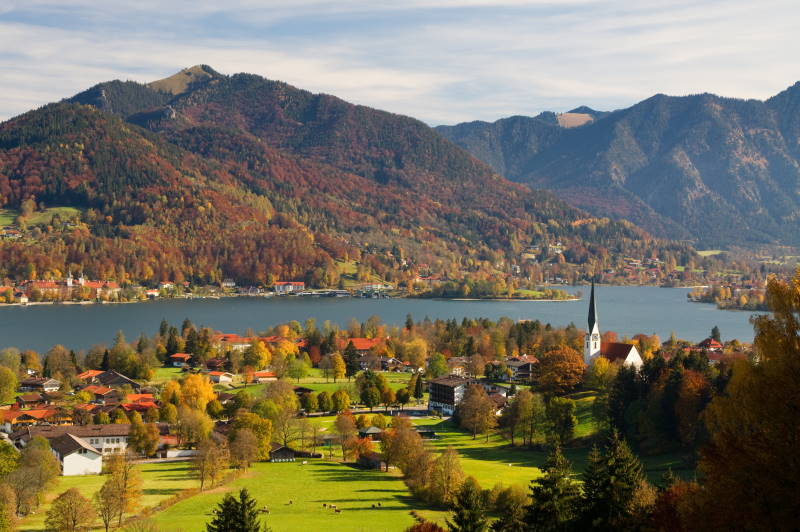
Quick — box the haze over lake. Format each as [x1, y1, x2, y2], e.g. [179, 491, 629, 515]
[0, 286, 760, 352]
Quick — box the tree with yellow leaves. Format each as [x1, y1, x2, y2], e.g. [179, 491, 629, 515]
[180, 374, 216, 411]
[691, 272, 800, 530]
[243, 340, 271, 369]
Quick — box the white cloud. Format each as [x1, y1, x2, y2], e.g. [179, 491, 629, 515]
[0, 0, 798, 124]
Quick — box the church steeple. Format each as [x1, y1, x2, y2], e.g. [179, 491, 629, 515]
[585, 280, 601, 365]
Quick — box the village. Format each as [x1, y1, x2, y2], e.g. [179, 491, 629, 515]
[0, 283, 750, 531]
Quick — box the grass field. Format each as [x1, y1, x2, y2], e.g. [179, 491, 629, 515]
[18, 462, 198, 532]
[152, 460, 447, 532]
[150, 366, 185, 384]
[697, 249, 725, 257]
[0, 206, 82, 227]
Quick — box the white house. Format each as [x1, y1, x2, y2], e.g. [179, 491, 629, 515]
[427, 376, 476, 415]
[274, 281, 305, 294]
[49, 433, 102, 476]
[208, 371, 234, 384]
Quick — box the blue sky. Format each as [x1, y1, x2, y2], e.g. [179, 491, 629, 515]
[1, 0, 798, 124]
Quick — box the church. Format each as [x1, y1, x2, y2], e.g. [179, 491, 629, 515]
[584, 282, 644, 369]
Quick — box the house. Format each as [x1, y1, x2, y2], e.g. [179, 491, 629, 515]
[221, 278, 236, 289]
[274, 281, 305, 294]
[79, 370, 141, 391]
[170, 353, 192, 367]
[447, 357, 467, 377]
[81, 385, 120, 404]
[269, 443, 296, 462]
[1, 408, 71, 433]
[212, 334, 251, 352]
[49, 433, 103, 476]
[697, 337, 723, 352]
[16, 393, 47, 409]
[251, 371, 277, 383]
[208, 371, 234, 384]
[19, 377, 61, 393]
[505, 357, 536, 381]
[427, 375, 475, 415]
[358, 426, 383, 441]
[11, 423, 169, 456]
[584, 282, 643, 369]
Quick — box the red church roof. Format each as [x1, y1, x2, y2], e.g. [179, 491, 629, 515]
[600, 342, 637, 363]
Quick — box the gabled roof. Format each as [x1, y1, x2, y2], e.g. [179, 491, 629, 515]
[599, 342, 637, 363]
[360, 426, 383, 434]
[50, 433, 100, 457]
[77, 369, 104, 380]
[170, 353, 192, 360]
[83, 385, 115, 396]
[344, 338, 382, 351]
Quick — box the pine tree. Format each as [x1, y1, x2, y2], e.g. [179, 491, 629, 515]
[206, 488, 266, 532]
[580, 431, 646, 531]
[101, 349, 110, 371]
[344, 341, 360, 380]
[525, 445, 581, 531]
[447, 476, 488, 532]
[414, 373, 425, 403]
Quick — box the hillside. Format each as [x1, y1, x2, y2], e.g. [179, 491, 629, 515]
[0, 67, 696, 286]
[437, 85, 800, 247]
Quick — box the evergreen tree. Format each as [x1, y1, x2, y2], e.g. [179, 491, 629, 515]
[710, 325, 721, 343]
[525, 446, 581, 531]
[344, 341, 360, 380]
[447, 476, 488, 532]
[159, 319, 169, 338]
[580, 431, 646, 530]
[414, 373, 425, 403]
[101, 349, 110, 371]
[206, 488, 266, 532]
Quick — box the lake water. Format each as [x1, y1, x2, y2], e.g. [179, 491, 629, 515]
[0, 286, 762, 352]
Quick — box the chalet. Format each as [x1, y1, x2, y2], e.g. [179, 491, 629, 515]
[427, 375, 476, 415]
[506, 357, 536, 381]
[447, 356, 467, 377]
[269, 443, 296, 462]
[76, 369, 104, 381]
[170, 353, 192, 367]
[19, 377, 61, 393]
[49, 433, 103, 476]
[584, 282, 644, 369]
[697, 337, 723, 352]
[252, 371, 277, 383]
[1, 408, 70, 433]
[208, 371, 234, 384]
[274, 281, 305, 294]
[380, 357, 404, 371]
[16, 393, 47, 409]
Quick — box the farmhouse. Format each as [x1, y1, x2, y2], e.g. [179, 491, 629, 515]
[49, 433, 103, 476]
[252, 371, 277, 383]
[208, 371, 234, 384]
[697, 337, 723, 352]
[19, 377, 61, 393]
[11, 423, 169, 457]
[170, 353, 192, 367]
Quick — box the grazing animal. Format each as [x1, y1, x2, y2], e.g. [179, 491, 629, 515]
[335, 509, 342, 514]
[330, 504, 337, 510]
[377, 502, 382, 507]
[323, 503, 327, 508]
[302, 460, 308, 465]
[372, 504, 375, 509]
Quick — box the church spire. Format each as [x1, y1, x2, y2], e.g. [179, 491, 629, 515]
[588, 280, 598, 333]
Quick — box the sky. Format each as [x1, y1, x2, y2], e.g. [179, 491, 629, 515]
[1, 0, 798, 125]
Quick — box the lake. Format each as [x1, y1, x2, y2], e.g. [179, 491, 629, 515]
[0, 286, 761, 352]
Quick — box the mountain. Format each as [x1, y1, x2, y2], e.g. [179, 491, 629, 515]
[0, 66, 693, 286]
[437, 85, 800, 247]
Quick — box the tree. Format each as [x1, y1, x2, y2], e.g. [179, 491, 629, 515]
[710, 325, 721, 343]
[45, 488, 96, 532]
[195, 438, 230, 491]
[331, 353, 346, 382]
[447, 476, 488, 532]
[691, 272, 800, 530]
[287, 357, 309, 383]
[344, 342, 361, 379]
[0, 367, 17, 404]
[581, 431, 647, 530]
[396, 388, 411, 409]
[429, 446, 465, 506]
[95, 479, 122, 532]
[300, 392, 318, 412]
[525, 446, 581, 532]
[128, 419, 160, 457]
[229, 428, 259, 470]
[0, 440, 17, 478]
[8, 436, 60, 515]
[457, 385, 496, 441]
[428, 353, 448, 378]
[363, 385, 381, 411]
[159, 402, 178, 424]
[334, 411, 357, 460]
[317, 391, 332, 412]
[332, 389, 350, 412]
[491, 484, 527, 532]
[0, 484, 17, 532]
[414, 373, 425, 403]
[176, 406, 214, 445]
[206, 488, 265, 532]
[106, 452, 143, 526]
[180, 374, 216, 411]
[545, 397, 577, 445]
[231, 412, 273, 461]
[536, 347, 584, 394]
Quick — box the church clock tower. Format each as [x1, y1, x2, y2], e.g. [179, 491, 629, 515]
[585, 281, 601, 365]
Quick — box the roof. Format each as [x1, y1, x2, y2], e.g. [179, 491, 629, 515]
[698, 338, 723, 349]
[360, 426, 383, 434]
[588, 280, 598, 332]
[428, 376, 474, 388]
[50, 433, 100, 457]
[77, 370, 104, 380]
[95, 370, 139, 388]
[126, 394, 154, 403]
[600, 342, 637, 363]
[10, 423, 169, 443]
[274, 281, 305, 286]
[21, 377, 60, 387]
[18, 393, 44, 402]
[170, 353, 191, 360]
[345, 338, 382, 351]
[1, 408, 58, 422]
[253, 371, 276, 378]
[208, 371, 233, 377]
[83, 385, 115, 395]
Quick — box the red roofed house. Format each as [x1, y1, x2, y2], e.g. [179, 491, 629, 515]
[77, 369, 104, 381]
[252, 371, 277, 383]
[170, 353, 192, 367]
[697, 337, 723, 352]
[212, 334, 251, 352]
[584, 282, 643, 369]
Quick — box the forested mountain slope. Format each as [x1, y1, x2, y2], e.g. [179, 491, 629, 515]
[437, 84, 800, 247]
[0, 67, 696, 285]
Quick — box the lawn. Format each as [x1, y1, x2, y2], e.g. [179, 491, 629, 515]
[18, 461, 198, 532]
[152, 460, 447, 532]
[0, 208, 16, 225]
[150, 366, 184, 384]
